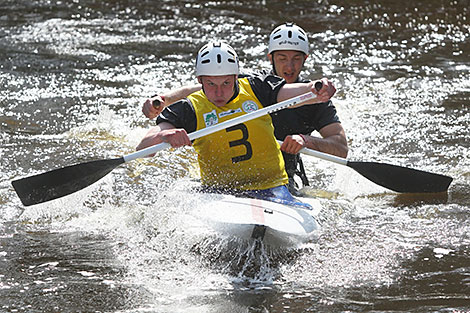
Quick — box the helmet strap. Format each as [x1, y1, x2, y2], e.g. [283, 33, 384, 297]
[269, 52, 279, 76]
[227, 78, 240, 103]
[272, 60, 278, 76]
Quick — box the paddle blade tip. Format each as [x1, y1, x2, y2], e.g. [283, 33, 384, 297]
[11, 178, 37, 206]
[11, 157, 125, 207]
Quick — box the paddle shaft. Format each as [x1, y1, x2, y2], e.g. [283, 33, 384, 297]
[124, 92, 317, 162]
[297, 143, 347, 166]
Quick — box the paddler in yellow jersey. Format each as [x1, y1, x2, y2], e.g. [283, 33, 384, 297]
[136, 42, 333, 199]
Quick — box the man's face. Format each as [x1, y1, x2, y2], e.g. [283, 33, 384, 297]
[198, 75, 236, 107]
[268, 50, 308, 84]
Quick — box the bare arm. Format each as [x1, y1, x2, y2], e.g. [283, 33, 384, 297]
[281, 122, 348, 158]
[304, 123, 348, 157]
[142, 84, 202, 119]
[136, 122, 191, 155]
[277, 78, 336, 106]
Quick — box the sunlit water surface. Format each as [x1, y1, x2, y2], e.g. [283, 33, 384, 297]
[1, 1, 469, 312]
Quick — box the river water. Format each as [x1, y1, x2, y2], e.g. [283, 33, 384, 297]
[1, 0, 469, 312]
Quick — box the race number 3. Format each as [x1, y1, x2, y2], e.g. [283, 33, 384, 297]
[226, 124, 253, 163]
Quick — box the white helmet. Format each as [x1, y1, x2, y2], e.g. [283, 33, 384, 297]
[268, 23, 309, 55]
[195, 41, 239, 76]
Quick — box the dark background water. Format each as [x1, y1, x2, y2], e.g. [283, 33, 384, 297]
[1, 0, 469, 312]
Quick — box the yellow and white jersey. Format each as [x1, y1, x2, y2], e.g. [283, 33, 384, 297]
[187, 77, 288, 190]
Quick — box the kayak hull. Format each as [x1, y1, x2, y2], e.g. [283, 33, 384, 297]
[196, 193, 321, 247]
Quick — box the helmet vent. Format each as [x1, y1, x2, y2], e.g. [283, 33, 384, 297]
[195, 42, 239, 76]
[298, 35, 306, 42]
[288, 30, 292, 38]
[273, 34, 281, 40]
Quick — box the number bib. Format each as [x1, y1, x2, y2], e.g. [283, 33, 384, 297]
[189, 78, 288, 190]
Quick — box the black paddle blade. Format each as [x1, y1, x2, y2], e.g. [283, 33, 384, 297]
[347, 161, 453, 193]
[12, 157, 125, 206]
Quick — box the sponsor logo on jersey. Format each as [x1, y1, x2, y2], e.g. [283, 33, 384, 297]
[219, 108, 242, 118]
[203, 110, 218, 127]
[242, 101, 258, 113]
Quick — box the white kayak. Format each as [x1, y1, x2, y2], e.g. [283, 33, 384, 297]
[195, 192, 321, 247]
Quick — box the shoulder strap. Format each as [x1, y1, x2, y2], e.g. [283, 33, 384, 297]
[296, 155, 310, 187]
